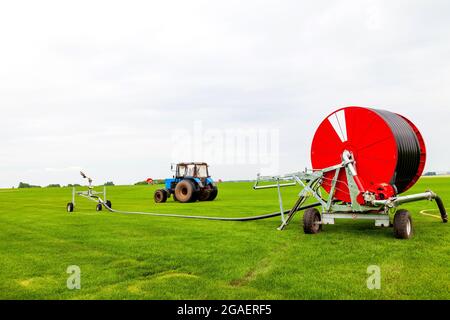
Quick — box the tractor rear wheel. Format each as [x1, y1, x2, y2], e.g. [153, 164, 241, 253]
[394, 209, 413, 239]
[175, 180, 197, 203]
[207, 187, 218, 201]
[303, 208, 322, 234]
[154, 189, 168, 203]
[199, 190, 211, 201]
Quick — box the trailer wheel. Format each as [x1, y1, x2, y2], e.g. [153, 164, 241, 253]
[207, 187, 218, 201]
[96, 203, 103, 212]
[394, 209, 413, 239]
[67, 202, 74, 213]
[154, 189, 168, 203]
[105, 200, 112, 209]
[175, 180, 196, 203]
[303, 208, 322, 234]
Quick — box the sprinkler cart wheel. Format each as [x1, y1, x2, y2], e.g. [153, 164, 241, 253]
[154, 189, 168, 203]
[303, 208, 322, 234]
[175, 180, 197, 203]
[67, 202, 74, 213]
[394, 209, 413, 239]
[96, 203, 103, 212]
[105, 200, 112, 209]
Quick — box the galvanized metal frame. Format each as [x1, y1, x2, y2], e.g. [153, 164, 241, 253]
[70, 172, 106, 209]
[254, 151, 440, 230]
[72, 186, 106, 206]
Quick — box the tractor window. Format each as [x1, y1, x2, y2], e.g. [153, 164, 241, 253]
[177, 165, 187, 177]
[177, 164, 209, 177]
[186, 164, 196, 177]
[196, 165, 209, 178]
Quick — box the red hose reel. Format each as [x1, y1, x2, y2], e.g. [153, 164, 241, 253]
[311, 106, 426, 203]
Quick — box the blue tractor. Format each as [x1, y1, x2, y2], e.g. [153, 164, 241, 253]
[154, 162, 218, 203]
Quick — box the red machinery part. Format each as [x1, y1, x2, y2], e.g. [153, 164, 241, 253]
[311, 106, 426, 203]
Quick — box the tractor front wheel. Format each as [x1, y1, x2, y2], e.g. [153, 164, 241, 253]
[175, 180, 197, 203]
[154, 189, 168, 203]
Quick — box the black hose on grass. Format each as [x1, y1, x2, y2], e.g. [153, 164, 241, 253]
[101, 202, 322, 222]
[434, 196, 448, 223]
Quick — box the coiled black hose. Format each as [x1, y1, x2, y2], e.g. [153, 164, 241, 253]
[372, 109, 422, 194]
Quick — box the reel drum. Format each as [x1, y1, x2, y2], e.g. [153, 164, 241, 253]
[311, 106, 426, 203]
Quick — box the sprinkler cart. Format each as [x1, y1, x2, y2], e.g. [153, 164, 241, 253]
[66, 172, 112, 213]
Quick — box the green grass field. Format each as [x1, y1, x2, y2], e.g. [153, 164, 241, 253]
[0, 177, 449, 300]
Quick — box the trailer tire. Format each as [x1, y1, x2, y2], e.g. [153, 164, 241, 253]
[394, 209, 413, 239]
[67, 202, 74, 213]
[154, 189, 168, 203]
[207, 187, 218, 201]
[96, 203, 103, 212]
[303, 208, 322, 234]
[175, 180, 197, 203]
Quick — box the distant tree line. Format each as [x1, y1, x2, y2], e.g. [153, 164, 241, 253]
[18, 182, 115, 188]
[18, 182, 41, 189]
[17, 180, 169, 188]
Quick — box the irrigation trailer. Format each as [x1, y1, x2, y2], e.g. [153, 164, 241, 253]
[254, 107, 447, 238]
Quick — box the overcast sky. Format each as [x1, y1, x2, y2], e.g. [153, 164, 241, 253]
[0, 0, 449, 187]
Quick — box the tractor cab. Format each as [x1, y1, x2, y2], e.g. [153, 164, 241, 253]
[175, 162, 210, 180]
